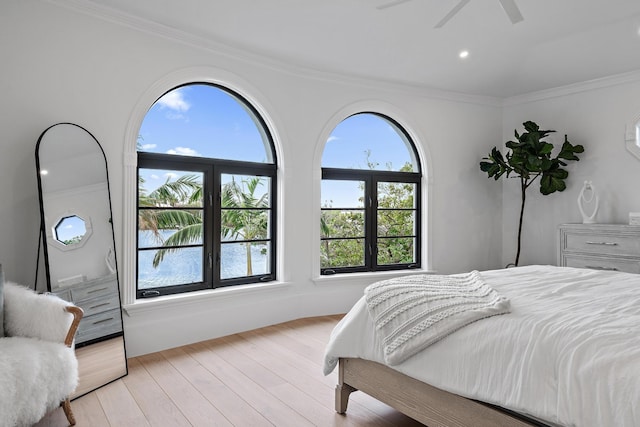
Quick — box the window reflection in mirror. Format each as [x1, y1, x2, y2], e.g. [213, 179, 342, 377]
[625, 117, 640, 160]
[54, 215, 87, 246]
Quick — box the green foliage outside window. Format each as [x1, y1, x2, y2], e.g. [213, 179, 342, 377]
[321, 162, 416, 269]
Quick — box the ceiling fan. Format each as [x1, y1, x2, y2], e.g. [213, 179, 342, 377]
[377, 0, 524, 28]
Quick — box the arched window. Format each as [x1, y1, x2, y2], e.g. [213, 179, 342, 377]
[136, 83, 277, 297]
[321, 112, 421, 274]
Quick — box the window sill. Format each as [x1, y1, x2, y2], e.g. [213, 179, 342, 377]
[312, 268, 436, 286]
[123, 281, 292, 317]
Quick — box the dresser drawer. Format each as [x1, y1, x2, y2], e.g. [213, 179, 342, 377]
[563, 232, 640, 257]
[562, 254, 640, 274]
[76, 293, 121, 317]
[71, 278, 118, 302]
[77, 308, 123, 344]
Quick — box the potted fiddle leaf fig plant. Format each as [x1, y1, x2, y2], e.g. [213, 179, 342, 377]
[480, 121, 584, 267]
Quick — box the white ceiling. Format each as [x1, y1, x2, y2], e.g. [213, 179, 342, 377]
[86, 0, 640, 98]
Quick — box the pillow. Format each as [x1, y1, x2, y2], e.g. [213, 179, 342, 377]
[0, 264, 4, 337]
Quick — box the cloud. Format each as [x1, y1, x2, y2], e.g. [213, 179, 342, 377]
[157, 89, 190, 112]
[167, 146, 200, 156]
[327, 136, 339, 143]
[150, 174, 159, 180]
[141, 143, 157, 150]
[165, 172, 179, 180]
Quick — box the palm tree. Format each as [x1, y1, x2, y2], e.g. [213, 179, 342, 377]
[221, 176, 269, 276]
[139, 173, 269, 276]
[138, 174, 203, 267]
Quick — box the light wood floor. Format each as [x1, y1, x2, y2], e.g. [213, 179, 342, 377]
[36, 315, 424, 427]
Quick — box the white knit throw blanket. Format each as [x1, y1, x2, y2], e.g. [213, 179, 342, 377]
[364, 271, 511, 365]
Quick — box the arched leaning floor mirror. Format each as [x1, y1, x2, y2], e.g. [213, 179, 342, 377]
[36, 122, 127, 398]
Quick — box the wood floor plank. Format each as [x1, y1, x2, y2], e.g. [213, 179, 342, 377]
[188, 340, 316, 427]
[267, 323, 325, 365]
[121, 357, 191, 427]
[281, 316, 339, 344]
[214, 334, 360, 426]
[161, 345, 274, 427]
[239, 326, 344, 396]
[137, 351, 233, 426]
[95, 378, 150, 426]
[69, 392, 111, 427]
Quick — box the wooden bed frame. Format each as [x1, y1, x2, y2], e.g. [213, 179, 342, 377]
[335, 357, 546, 427]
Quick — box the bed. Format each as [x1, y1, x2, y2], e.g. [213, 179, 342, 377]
[323, 265, 640, 427]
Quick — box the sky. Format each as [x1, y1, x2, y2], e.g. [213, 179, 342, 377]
[138, 84, 417, 206]
[54, 215, 87, 243]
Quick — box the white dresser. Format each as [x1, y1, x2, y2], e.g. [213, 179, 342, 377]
[51, 273, 123, 345]
[558, 224, 640, 274]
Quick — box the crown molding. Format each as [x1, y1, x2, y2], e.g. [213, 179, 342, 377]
[503, 69, 640, 107]
[45, 0, 502, 107]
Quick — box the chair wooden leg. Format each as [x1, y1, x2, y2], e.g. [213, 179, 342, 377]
[61, 398, 76, 426]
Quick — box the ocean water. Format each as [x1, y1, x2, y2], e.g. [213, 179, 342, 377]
[138, 230, 269, 289]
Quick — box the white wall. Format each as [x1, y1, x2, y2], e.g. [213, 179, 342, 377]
[501, 79, 640, 267]
[1, 1, 502, 356]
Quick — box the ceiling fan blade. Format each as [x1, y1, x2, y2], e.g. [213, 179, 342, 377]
[434, 0, 472, 28]
[377, 0, 413, 10]
[498, 0, 524, 24]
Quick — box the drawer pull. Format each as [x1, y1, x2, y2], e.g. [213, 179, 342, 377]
[87, 287, 109, 294]
[88, 302, 111, 310]
[585, 241, 618, 246]
[585, 265, 618, 271]
[92, 317, 115, 325]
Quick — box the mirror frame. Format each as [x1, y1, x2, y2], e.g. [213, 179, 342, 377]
[35, 122, 128, 398]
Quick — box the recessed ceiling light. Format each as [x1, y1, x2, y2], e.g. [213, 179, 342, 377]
[459, 50, 469, 59]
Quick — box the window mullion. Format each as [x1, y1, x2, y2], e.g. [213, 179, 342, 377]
[211, 167, 221, 287]
[366, 175, 376, 271]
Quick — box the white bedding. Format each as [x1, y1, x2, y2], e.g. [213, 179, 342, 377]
[364, 270, 510, 365]
[323, 265, 640, 427]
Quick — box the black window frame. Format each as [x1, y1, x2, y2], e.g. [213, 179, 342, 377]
[320, 113, 421, 275]
[136, 83, 277, 298]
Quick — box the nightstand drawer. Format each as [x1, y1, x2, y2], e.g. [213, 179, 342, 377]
[563, 233, 640, 257]
[562, 254, 640, 274]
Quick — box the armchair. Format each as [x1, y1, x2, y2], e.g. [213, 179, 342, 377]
[0, 280, 83, 427]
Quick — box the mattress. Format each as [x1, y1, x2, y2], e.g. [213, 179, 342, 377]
[323, 265, 640, 427]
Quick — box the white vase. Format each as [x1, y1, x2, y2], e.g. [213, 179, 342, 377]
[577, 180, 599, 224]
